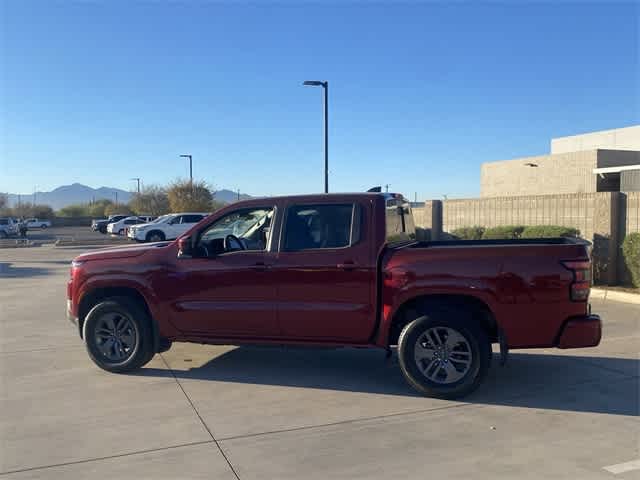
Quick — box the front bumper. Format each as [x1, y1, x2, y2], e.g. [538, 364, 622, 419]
[557, 314, 602, 349]
[66, 299, 81, 337]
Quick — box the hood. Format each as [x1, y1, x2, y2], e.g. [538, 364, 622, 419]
[74, 242, 170, 262]
[130, 221, 157, 229]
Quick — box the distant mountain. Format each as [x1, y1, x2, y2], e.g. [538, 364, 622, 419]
[8, 183, 133, 210]
[214, 189, 253, 203]
[7, 183, 251, 210]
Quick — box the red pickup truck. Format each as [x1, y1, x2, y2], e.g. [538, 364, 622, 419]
[67, 192, 601, 398]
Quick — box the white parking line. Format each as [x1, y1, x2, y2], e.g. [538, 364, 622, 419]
[603, 459, 640, 475]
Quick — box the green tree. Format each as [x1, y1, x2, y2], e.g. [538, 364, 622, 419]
[129, 185, 170, 216]
[87, 199, 114, 218]
[58, 204, 90, 217]
[167, 179, 213, 212]
[30, 204, 55, 219]
[0, 193, 7, 211]
[104, 203, 133, 217]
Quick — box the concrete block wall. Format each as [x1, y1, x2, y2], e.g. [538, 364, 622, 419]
[624, 192, 640, 234]
[551, 125, 640, 154]
[412, 192, 622, 284]
[480, 150, 599, 197]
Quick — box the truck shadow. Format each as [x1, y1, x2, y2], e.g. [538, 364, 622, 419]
[0, 262, 51, 278]
[140, 347, 639, 416]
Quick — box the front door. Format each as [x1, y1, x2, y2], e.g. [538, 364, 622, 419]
[273, 202, 375, 342]
[168, 206, 278, 337]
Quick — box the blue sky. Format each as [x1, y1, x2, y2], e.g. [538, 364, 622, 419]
[1, 1, 638, 200]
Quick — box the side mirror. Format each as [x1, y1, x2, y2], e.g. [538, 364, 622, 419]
[177, 236, 193, 258]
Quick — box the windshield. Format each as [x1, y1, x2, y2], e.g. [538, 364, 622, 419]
[202, 209, 271, 241]
[152, 215, 173, 224]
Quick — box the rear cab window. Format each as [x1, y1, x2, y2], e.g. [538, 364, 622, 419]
[282, 203, 362, 251]
[385, 194, 416, 243]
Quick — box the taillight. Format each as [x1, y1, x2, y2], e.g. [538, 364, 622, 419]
[562, 260, 591, 301]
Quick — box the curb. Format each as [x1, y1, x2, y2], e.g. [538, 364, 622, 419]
[591, 288, 640, 305]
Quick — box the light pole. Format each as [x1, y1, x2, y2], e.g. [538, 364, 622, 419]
[303, 80, 329, 193]
[180, 155, 193, 186]
[131, 178, 141, 195]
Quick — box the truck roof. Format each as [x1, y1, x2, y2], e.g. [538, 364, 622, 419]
[233, 192, 405, 204]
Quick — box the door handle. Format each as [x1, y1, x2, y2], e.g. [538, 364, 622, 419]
[337, 261, 357, 271]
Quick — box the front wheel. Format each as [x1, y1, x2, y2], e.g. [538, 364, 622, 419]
[146, 231, 165, 242]
[83, 297, 155, 373]
[41, 224, 47, 229]
[397, 308, 490, 399]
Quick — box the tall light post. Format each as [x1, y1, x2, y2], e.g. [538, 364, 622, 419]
[131, 178, 141, 195]
[303, 80, 329, 193]
[180, 154, 193, 186]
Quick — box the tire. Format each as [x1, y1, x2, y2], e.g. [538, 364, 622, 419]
[118, 229, 124, 236]
[397, 307, 490, 399]
[41, 224, 47, 229]
[0, 231, 6, 239]
[83, 296, 155, 373]
[146, 230, 165, 242]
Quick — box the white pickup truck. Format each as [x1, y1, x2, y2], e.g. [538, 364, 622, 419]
[127, 213, 208, 242]
[0, 217, 19, 238]
[26, 218, 52, 229]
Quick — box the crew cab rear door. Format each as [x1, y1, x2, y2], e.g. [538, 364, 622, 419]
[272, 199, 375, 342]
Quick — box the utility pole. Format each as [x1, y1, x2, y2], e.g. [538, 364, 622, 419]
[237, 189, 240, 201]
[115, 191, 118, 206]
[33, 186, 37, 205]
[131, 178, 141, 195]
[385, 184, 390, 193]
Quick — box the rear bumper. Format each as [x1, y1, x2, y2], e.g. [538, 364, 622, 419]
[557, 314, 602, 349]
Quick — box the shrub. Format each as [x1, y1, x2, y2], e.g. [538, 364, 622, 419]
[521, 225, 580, 238]
[167, 179, 213, 212]
[622, 233, 640, 287]
[482, 225, 525, 239]
[451, 226, 485, 240]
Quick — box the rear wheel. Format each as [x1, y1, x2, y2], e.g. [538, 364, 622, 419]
[146, 231, 165, 242]
[83, 297, 155, 373]
[41, 224, 47, 229]
[397, 307, 490, 399]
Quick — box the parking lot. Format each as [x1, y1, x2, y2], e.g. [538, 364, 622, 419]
[1, 244, 638, 479]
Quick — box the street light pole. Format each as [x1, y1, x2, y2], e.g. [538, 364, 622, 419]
[303, 80, 329, 193]
[180, 154, 193, 185]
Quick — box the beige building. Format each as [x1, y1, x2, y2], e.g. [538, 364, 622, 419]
[480, 126, 640, 197]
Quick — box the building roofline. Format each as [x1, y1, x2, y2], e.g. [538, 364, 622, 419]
[592, 165, 640, 174]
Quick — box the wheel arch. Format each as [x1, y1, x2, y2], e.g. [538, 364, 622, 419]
[385, 294, 498, 347]
[78, 286, 160, 352]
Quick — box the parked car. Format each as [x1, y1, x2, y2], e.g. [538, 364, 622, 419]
[127, 213, 208, 242]
[106, 216, 148, 236]
[67, 192, 601, 399]
[25, 218, 52, 229]
[0, 217, 19, 238]
[91, 215, 128, 234]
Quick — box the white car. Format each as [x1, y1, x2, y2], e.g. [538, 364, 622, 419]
[127, 213, 208, 242]
[106, 216, 147, 236]
[25, 218, 52, 229]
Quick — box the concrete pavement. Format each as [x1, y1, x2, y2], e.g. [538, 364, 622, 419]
[1, 246, 638, 479]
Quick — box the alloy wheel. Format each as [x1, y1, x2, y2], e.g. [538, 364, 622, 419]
[413, 327, 472, 384]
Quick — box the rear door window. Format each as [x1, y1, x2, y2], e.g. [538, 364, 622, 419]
[283, 204, 359, 251]
[182, 214, 204, 224]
